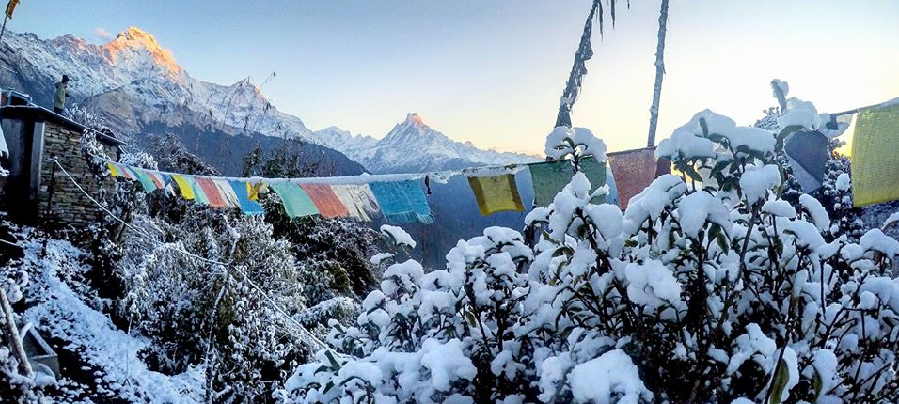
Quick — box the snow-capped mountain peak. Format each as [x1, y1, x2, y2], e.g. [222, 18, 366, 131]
[382, 112, 448, 143]
[1, 28, 313, 139]
[102, 27, 182, 75]
[329, 113, 537, 174]
[405, 112, 426, 126]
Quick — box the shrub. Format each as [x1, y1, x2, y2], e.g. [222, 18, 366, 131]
[279, 100, 899, 404]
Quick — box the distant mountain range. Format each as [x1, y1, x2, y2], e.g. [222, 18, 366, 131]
[0, 27, 536, 174]
[318, 113, 536, 174]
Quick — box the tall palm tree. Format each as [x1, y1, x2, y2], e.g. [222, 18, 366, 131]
[647, 0, 670, 147]
[554, 0, 626, 129]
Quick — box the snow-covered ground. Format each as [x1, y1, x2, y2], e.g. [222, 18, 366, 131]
[17, 235, 205, 403]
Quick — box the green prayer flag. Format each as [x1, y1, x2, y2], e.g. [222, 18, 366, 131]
[852, 103, 899, 207]
[132, 169, 159, 193]
[269, 182, 320, 218]
[184, 176, 210, 205]
[528, 157, 607, 206]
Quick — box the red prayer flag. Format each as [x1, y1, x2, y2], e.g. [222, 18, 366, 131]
[608, 147, 670, 210]
[195, 177, 227, 208]
[300, 184, 349, 218]
[116, 163, 134, 180]
[6, 0, 20, 19]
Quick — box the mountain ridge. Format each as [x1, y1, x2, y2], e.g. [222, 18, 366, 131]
[326, 113, 539, 174]
[0, 27, 537, 269]
[0, 27, 537, 174]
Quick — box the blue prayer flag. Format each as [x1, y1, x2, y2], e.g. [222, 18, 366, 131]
[369, 180, 433, 224]
[229, 180, 265, 215]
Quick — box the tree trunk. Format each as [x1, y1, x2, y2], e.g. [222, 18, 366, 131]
[647, 0, 670, 147]
[554, 0, 601, 129]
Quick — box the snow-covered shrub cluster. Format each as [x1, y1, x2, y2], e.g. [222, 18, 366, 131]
[109, 197, 379, 402]
[274, 224, 535, 403]
[118, 206, 311, 403]
[251, 147, 384, 332]
[93, 140, 382, 403]
[265, 211, 382, 303]
[819, 139, 863, 243]
[280, 106, 899, 403]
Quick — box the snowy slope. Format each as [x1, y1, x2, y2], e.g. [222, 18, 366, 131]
[17, 235, 205, 403]
[0, 28, 536, 172]
[312, 126, 380, 157]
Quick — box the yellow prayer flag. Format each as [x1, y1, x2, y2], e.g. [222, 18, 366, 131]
[467, 174, 525, 216]
[106, 162, 119, 177]
[6, 0, 20, 19]
[247, 182, 266, 201]
[851, 103, 899, 207]
[172, 175, 196, 200]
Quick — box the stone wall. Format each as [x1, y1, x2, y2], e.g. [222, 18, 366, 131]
[37, 123, 115, 228]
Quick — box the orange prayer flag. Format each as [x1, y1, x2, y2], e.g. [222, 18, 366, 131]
[6, 0, 20, 19]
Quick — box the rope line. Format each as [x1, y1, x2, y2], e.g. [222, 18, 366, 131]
[106, 156, 527, 186]
[51, 159, 328, 350]
[831, 98, 899, 117]
[0, 238, 22, 248]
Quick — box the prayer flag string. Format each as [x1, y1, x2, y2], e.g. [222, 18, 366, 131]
[107, 154, 622, 224]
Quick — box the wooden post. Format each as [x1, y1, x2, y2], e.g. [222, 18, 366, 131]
[45, 154, 58, 222]
[554, 0, 601, 130]
[0, 285, 34, 379]
[0, 14, 8, 46]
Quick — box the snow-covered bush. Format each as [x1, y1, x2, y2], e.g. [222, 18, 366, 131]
[276, 225, 533, 403]
[544, 126, 607, 169]
[819, 138, 863, 242]
[118, 206, 312, 403]
[281, 105, 899, 403]
[107, 144, 383, 403]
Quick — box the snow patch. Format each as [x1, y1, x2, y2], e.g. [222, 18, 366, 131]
[381, 224, 417, 249]
[739, 165, 781, 204]
[569, 349, 652, 404]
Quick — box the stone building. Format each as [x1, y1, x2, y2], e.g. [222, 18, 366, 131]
[1, 104, 123, 228]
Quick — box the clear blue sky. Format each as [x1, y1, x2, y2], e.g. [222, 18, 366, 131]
[9, 0, 899, 154]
